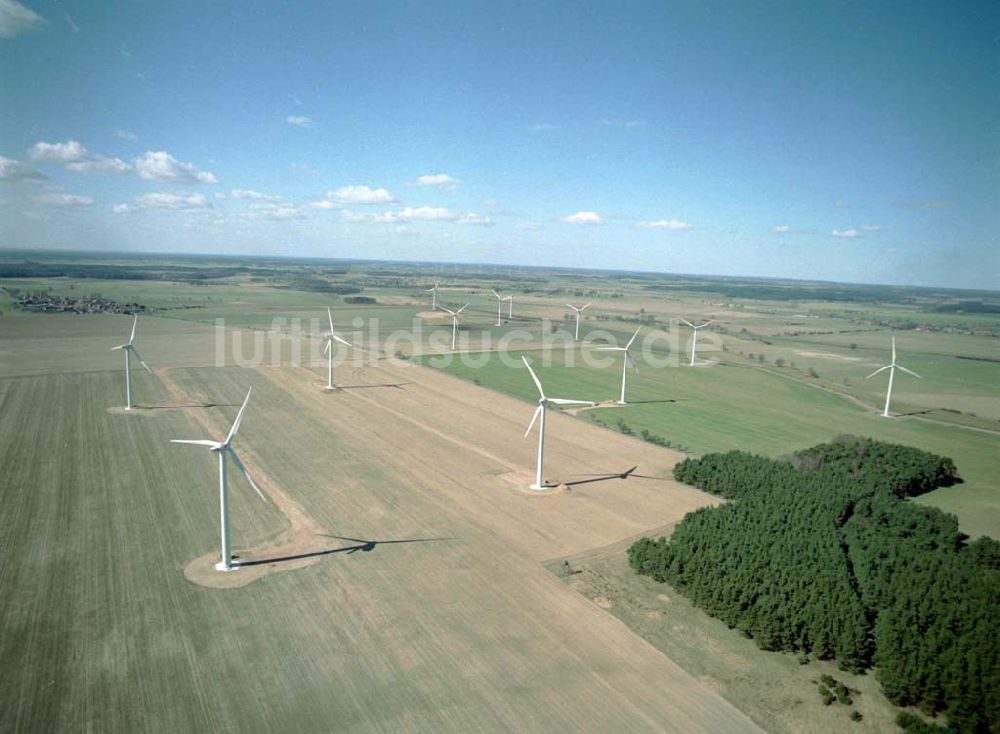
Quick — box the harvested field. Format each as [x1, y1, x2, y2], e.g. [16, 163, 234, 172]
[0, 347, 761, 732]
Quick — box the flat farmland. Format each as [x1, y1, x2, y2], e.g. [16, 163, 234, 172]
[423, 349, 1000, 540]
[0, 355, 763, 732]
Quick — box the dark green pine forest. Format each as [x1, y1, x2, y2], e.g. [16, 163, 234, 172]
[629, 436, 999, 733]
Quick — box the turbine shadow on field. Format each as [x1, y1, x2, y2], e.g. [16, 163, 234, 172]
[624, 399, 679, 405]
[137, 402, 240, 410]
[564, 466, 666, 486]
[337, 383, 411, 390]
[235, 535, 454, 567]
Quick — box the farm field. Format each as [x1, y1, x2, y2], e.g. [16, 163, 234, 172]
[2, 255, 998, 732]
[0, 324, 763, 732]
[423, 348, 1000, 541]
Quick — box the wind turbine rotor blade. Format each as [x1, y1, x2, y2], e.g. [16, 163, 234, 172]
[171, 439, 222, 448]
[323, 339, 331, 355]
[897, 365, 922, 379]
[327, 307, 335, 333]
[626, 327, 641, 348]
[678, 317, 695, 328]
[128, 314, 137, 345]
[225, 387, 253, 444]
[581, 302, 591, 310]
[521, 356, 546, 399]
[457, 303, 469, 313]
[111, 344, 127, 351]
[332, 334, 354, 347]
[626, 353, 638, 372]
[891, 336, 897, 363]
[441, 307, 456, 316]
[128, 346, 153, 373]
[866, 365, 891, 379]
[229, 449, 268, 502]
[590, 346, 625, 352]
[565, 304, 578, 311]
[491, 289, 501, 300]
[524, 405, 543, 437]
[547, 398, 596, 406]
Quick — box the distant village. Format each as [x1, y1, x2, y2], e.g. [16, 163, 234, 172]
[14, 293, 147, 315]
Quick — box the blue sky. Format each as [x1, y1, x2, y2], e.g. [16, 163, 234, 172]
[1, 1, 997, 289]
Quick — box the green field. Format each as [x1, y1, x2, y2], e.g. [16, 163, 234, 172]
[422, 348, 1000, 540]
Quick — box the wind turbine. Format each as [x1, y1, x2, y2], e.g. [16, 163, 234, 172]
[678, 318, 714, 366]
[522, 356, 595, 489]
[866, 336, 921, 417]
[491, 289, 512, 325]
[110, 314, 152, 410]
[322, 307, 355, 390]
[426, 282, 441, 310]
[565, 302, 591, 341]
[591, 327, 641, 404]
[440, 304, 468, 350]
[171, 387, 268, 572]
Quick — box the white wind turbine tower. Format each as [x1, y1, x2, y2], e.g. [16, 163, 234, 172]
[867, 336, 921, 417]
[110, 314, 153, 410]
[171, 387, 268, 572]
[322, 307, 355, 390]
[591, 327, 641, 404]
[426, 282, 441, 310]
[522, 356, 595, 489]
[491, 289, 512, 325]
[678, 318, 715, 366]
[441, 304, 469, 350]
[565, 302, 591, 341]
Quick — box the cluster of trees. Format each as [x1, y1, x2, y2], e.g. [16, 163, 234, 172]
[631, 438, 998, 733]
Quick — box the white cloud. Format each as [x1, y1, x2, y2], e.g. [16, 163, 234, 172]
[562, 211, 602, 224]
[0, 155, 46, 181]
[310, 200, 339, 210]
[341, 207, 488, 225]
[340, 209, 398, 223]
[327, 185, 396, 205]
[529, 123, 558, 132]
[29, 140, 88, 163]
[114, 129, 138, 141]
[38, 193, 93, 207]
[134, 151, 217, 184]
[64, 13, 79, 32]
[68, 157, 130, 174]
[635, 219, 694, 231]
[458, 212, 493, 226]
[413, 173, 459, 187]
[771, 224, 814, 234]
[28, 140, 131, 175]
[517, 222, 542, 231]
[398, 206, 459, 221]
[0, 0, 46, 39]
[137, 192, 211, 210]
[831, 228, 860, 238]
[247, 203, 304, 220]
[286, 115, 315, 128]
[860, 224, 881, 231]
[222, 188, 281, 202]
[835, 199, 851, 209]
[112, 204, 130, 214]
